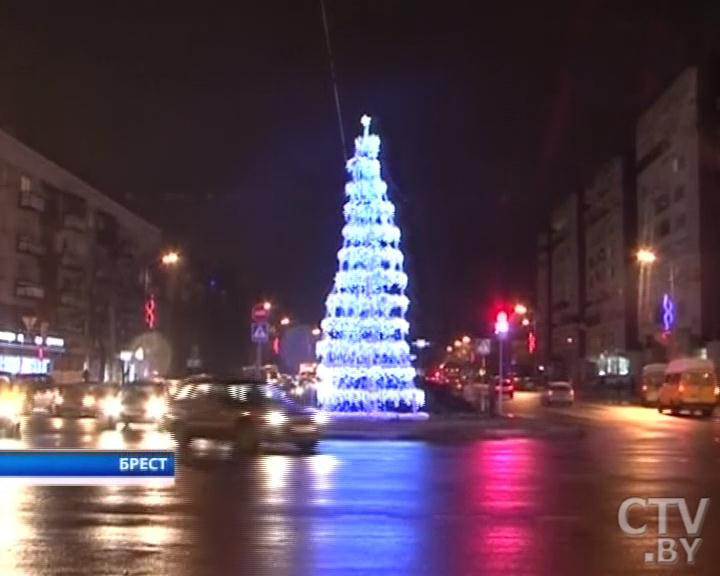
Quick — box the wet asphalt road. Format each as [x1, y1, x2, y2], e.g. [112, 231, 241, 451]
[1, 394, 719, 576]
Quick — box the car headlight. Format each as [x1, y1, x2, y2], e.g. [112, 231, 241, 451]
[82, 395, 96, 408]
[0, 401, 19, 420]
[263, 410, 288, 427]
[312, 411, 329, 425]
[101, 396, 122, 418]
[145, 396, 167, 420]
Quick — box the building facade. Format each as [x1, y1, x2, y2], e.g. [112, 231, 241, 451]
[636, 66, 720, 358]
[584, 156, 636, 375]
[549, 193, 584, 379]
[535, 233, 550, 370]
[0, 128, 160, 379]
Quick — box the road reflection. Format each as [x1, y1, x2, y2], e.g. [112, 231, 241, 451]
[0, 484, 32, 576]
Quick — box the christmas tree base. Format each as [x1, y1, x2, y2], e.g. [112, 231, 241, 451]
[324, 411, 429, 421]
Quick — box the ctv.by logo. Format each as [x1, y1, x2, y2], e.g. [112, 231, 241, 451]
[618, 498, 710, 565]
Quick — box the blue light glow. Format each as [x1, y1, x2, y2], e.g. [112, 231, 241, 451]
[316, 116, 424, 413]
[662, 293, 674, 332]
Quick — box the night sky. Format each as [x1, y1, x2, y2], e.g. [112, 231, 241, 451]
[0, 1, 718, 354]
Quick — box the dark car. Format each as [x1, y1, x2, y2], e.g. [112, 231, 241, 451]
[51, 383, 101, 418]
[164, 376, 327, 454]
[116, 381, 169, 429]
[491, 377, 515, 400]
[14, 374, 56, 414]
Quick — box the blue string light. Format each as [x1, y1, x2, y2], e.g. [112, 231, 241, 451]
[316, 116, 424, 413]
[662, 293, 674, 332]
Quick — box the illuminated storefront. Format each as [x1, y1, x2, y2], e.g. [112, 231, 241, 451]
[0, 330, 65, 375]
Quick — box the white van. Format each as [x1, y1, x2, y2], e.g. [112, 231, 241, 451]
[658, 358, 719, 417]
[639, 363, 666, 405]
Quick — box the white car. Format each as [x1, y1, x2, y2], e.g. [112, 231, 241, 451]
[541, 381, 575, 406]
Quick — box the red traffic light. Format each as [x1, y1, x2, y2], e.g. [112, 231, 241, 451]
[494, 311, 509, 335]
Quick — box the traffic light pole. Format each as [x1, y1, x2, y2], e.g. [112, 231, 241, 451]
[497, 337, 503, 417]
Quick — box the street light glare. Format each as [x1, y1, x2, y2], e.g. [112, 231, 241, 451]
[461, 335, 471, 344]
[280, 317, 290, 326]
[161, 251, 180, 266]
[636, 248, 657, 264]
[514, 303, 528, 315]
[521, 318, 530, 327]
[262, 301, 272, 311]
[311, 327, 321, 336]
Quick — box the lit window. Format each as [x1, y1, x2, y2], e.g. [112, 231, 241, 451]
[20, 175, 31, 192]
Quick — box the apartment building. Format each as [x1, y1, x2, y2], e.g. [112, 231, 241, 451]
[636, 66, 720, 357]
[584, 157, 636, 375]
[0, 128, 160, 378]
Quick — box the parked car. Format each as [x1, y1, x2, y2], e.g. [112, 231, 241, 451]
[0, 376, 22, 437]
[164, 376, 327, 454]
[541, 381, 575, 406]
[639, 363, 666, 406]
[658, 358, 719, 417]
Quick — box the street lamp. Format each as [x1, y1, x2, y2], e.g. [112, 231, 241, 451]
[461, 335, 471, 345]
[521, 317, 530, 327]
[280, 317, 290, 326]
[311, 327, 321, 336]
[263, 301, 272, 311]
[636, 248, 657, 265]
[514, 303, 528, 316]
[161, 250, 181, 266]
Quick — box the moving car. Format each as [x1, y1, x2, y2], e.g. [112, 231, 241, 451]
[164, 376, 326, 454]
[116, 381, 169, 429]
[541, 381, 575, 406]
[0, 376, 22, 437]
[51, 383, 102, 418]
[492, 377, 515, 400]
[639, 363, 666, 406]
[15, 374, 55, 414]
[658, 358, 719, 417]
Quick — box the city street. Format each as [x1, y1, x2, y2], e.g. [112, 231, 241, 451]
[1, 397, 718, 576]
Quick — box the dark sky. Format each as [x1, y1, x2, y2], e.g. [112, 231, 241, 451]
[0, 1, 717, 349]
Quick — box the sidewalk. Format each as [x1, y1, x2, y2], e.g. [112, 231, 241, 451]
[323, 413, 582, 442]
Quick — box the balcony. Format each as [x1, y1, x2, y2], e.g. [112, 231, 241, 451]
[18, 189, 46, 213]
[60, 252, 85, 271]
[63, 213, 87, 232]
[16, 234, 46, 256]
[15, 281, 45, 300]
[59, 292, 86, 309]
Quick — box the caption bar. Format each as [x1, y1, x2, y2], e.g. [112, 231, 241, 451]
[0, 450, 175, 485]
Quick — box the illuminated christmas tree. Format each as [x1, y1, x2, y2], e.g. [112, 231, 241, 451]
[316, 116, 424, 413]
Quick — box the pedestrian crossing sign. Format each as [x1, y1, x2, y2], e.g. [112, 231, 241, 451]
[251, 322, 269, 343]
